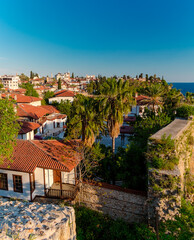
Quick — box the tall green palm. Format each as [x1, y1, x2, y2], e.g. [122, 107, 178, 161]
[186, 92, 194, 104]
[140, 83, 166, 111]
[163, 88, 184, 110]
[99, 78, 134, 154]
[69, 94, 103, 147]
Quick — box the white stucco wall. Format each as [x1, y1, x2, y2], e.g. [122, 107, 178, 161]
[48, 96, 74, 104]
[45, 169, 53, 188]
[61, 169, 75, 185]
[0, 169, 31, 200]
[17, 131, 34, 140]
[29, 101, 42, 107]
[32, 167, 45, 199]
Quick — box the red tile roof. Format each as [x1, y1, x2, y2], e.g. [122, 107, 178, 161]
[17, 104, 50, 119]
[135, 95, 150, 105]
[54, 90, 76, 97]
[12, 89, 26, 94]
[41, 105, 60, 114]
[0, 140, 81, 173]
[19, 121, 40, 134]
[2, 93, 42, 103]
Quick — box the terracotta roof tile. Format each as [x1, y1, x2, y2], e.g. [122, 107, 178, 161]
[54, 90, 76, 97]
[0, 140, 81, 173]
[17, 104, 50, 119]
[41, 105, 60, 114]
[2, 94, 42, 103]
[19, 121, 40, 134]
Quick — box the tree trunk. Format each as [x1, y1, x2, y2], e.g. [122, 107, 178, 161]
[111, 137, 116, 185]
[112, 137, 115, 155]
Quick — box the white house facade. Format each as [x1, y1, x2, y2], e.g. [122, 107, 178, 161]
[0, 140, 80, 201]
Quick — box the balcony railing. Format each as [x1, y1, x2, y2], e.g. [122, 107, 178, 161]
[45, 188, 77, 199]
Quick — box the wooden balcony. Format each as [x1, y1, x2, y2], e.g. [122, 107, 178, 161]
[45, 183, 78, 199]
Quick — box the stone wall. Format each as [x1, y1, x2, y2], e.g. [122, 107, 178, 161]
[147, 118, 194, 226]
[0, 198, 76, 240]
[74, 182, 147, 223]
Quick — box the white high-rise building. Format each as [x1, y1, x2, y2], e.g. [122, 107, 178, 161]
[0, 75, 19, 90]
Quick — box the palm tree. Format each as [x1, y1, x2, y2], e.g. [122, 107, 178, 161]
[69, 94, 103, 147]
[140, 83, 166, 112]
[186, 92, 194, 104]
[99, 78, 134, 154]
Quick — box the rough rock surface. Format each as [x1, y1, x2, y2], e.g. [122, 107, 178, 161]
[0, 197, 76, 240]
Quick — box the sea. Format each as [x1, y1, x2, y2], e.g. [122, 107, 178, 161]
[169, 82, 194, 96]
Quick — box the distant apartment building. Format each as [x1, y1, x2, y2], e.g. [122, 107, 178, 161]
[55, 72, 70, 81]
[0, 75, 19, 89]
[86, 75, 95, 81]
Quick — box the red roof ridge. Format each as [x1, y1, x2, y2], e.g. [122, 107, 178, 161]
[29, 140, 69, 171]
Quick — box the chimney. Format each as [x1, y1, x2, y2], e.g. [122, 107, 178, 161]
[14, 95, 17, 101]
[135, 92, 138, 98]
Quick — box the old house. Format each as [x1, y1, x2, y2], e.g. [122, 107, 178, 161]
[0, 140, 81, 201]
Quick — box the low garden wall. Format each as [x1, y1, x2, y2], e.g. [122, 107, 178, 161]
[74, 181, 147, 223]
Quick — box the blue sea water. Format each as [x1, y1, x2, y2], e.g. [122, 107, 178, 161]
[169, 82, 194, 96]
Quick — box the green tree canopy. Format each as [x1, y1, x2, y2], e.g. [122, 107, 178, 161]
[19, 73, 29, 82]
[68, 95, 104, 147]
[20, 82, 39, 98]
[99, 78, 134, 153]
[58, 78, 62, 89]
[43, 91, 55, 104]
[0, 99, 20, 163]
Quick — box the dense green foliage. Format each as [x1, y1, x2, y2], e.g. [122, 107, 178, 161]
[185, 92, 194, 104]
[20, 82, 39, 97]
[0, 99, 20, 163]
[43, 91, 55, 104]
[30, 71, 39, 79]
[176, 105, 194, 118]
[19, 73, 29, 82]
[147, 135, 178, 170]
[53, 100, 72, 117]
[98, 78, 134, 153]
[68, 94, 104, 146]
[75, 200, 194, 240]
[58, 78, 62, 89]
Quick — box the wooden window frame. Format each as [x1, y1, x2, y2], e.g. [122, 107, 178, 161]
[13, 175, 23, 193]
[0, 173, 8, 190]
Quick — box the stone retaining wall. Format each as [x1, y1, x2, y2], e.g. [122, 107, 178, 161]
[74, 182, 147, 223]
[147, 118, 194, 226]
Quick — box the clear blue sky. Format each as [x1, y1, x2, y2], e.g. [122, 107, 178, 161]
[0, 0, 194, 82]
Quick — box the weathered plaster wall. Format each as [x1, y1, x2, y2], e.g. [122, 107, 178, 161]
[74, 182, 147, 223]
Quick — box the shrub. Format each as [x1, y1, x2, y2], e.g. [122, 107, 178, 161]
[176, 105, 194, 118]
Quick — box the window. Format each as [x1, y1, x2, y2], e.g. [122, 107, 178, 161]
[30, 173, 35, 193]
[13, 175, 23, 193]
[0, 173, 8, 190]
[57, 122, 60, 128]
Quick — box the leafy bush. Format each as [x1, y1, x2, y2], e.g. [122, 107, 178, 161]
[75, 200, 194, 240]
[176, 105, 194, 118]
[147, 134, 179, 170]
